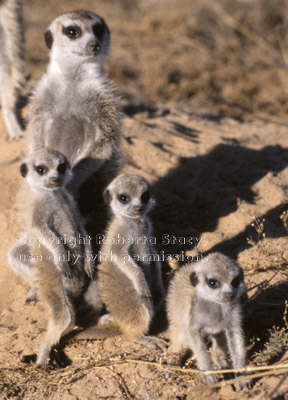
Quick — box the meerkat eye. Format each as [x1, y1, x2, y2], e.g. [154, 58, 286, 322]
[63, 25, 82, 39]
[117, 193, 130, 204]
[57, 163, 67, 175]
[93, 22, 106, 40]
[231, 276, 241, 288]
[207, 278, 220, 289]
[34, 165, 47, 176]
[141, 190, 150, 204]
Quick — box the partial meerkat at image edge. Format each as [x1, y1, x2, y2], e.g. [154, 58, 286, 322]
[0, 0, 26, 140]
[166, 252, 251, 390]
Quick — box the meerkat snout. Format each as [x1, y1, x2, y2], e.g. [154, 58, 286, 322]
[133, 206, 144, 216]
[86, 40, 100, 54]
[49, 176, 60, 187]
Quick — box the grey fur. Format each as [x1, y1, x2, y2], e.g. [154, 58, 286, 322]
[0, 0, 26, 139]
[28, 10, 122, 194]
[7, 149, 100, 366]
[166, 253, 250, 389]
[96, 173, 165, 349]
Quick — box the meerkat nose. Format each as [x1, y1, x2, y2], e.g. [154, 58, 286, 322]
[223, 291, 234, 301]
[49, 177, 60, 186]
[133, 206, 144, 215]
[86, 40, 100, 53]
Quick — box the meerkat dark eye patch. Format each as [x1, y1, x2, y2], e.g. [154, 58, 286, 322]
[44, 29, 53, 49]
[34, 165, 47, 176]
[57, 163, 67, 175]
[63, 25, 82, 39]
[103, 188, 111, 205]
[190, 271, 198, 287]
[207, 278, 220, 289]
[92, 22, 107, 41]
[20, 163, 28, 177]
[231, 276, 241, 288]
[117, 193, 130, 204]
[141, 190, 150, 204]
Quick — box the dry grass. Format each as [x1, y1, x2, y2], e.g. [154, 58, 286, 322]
[105, 0, 288, 121]
[2, 352, 288, 398]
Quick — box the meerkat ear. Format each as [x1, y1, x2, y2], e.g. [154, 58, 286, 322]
[44, 29, 53, 49]
[103, 188, 111, 205]
[20, 163, 28, 177]
[190, 271, 198, 287]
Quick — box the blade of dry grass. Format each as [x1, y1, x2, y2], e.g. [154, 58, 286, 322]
[190, 369, 288, 392]
[103, 367, 132, 400]
[123, 358, 288, 376]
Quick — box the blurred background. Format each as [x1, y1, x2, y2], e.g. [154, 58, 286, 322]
[24, 0, 288, 120]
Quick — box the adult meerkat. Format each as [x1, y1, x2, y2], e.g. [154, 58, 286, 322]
[28, 10, 122, 195]
[0, 0, 26, 139]
[7, 148, 101, 366]
[166, 253, 250, 389]
[85, 173, 165, 349]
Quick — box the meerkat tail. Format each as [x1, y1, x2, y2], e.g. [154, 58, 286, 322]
[72, 324, 122, 340]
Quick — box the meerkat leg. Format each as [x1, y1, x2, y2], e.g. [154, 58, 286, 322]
[226, 328, 246, 369]
[1, 83, 24, 140]
[32, 248, 75, 367]
[36, 281, 75, 367]
[211, 332, 230, 369]
[167, 327, 194, 365]
[99, 262, 165, 349]
[187, 329, 218, 385]
[225, 328, 251, 390]
[37, 294, 74, 367]
[7, 241, 38, 303]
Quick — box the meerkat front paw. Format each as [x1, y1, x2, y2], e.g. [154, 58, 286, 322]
[235, 374, 252, 391]
[202, 371, 218, 386]
[133, 336, 167, 350]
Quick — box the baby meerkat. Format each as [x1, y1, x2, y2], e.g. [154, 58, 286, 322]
[28, 10, 122, 195]
[93, 173, 165, 349]
[0, 0, 26, 139]
[7, 148, 100, 366]
[166, 253, 250, 389]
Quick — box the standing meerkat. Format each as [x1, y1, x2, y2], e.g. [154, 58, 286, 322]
[0, 0, 26, 139]
[28, 10, 122, 195]
[166, 253, 250, 389]
[84, 173, 165, 348]
[7, 148, 101, 366]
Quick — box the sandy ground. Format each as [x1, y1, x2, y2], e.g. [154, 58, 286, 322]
[1, 0, 288, 399]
